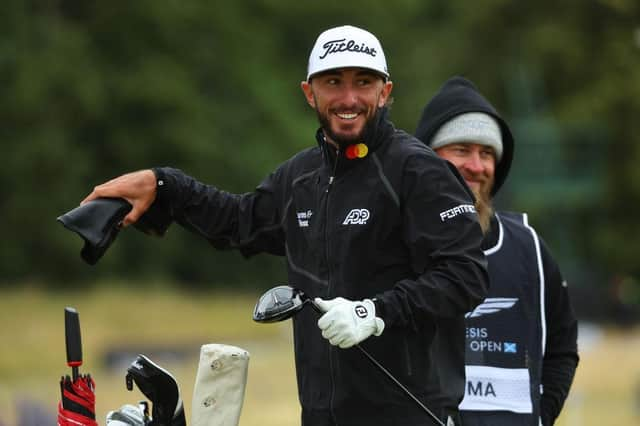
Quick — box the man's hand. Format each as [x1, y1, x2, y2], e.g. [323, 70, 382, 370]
[82, 170, 157, 227]
[315, 297, 385, 348]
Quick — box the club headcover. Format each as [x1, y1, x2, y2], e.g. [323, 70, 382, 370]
[191, 344, 250, 426]
[126, 354, 186, 426]
[57, 198, 132, 265]
[57, 197, 172, 265]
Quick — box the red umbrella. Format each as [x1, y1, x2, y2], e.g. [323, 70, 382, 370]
[58, 307, 97, 426]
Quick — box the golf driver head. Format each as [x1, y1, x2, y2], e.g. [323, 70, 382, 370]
[253, 285, 311, 323]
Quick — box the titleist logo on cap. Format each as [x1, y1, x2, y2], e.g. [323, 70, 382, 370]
[319, 38, 377, 59]
[306, 26, 388, 80]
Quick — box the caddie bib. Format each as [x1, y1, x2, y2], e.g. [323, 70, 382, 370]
[459, 212, 545, 425]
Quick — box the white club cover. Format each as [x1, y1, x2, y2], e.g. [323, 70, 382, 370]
[191, 344, 250, 426]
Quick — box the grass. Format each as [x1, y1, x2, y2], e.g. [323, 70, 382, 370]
[0, 284, 298, 425]
[0, 285, 638, 425]
[557, 326, 640, 425]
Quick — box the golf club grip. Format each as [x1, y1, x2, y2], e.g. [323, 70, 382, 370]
[65, 307, 82, 367]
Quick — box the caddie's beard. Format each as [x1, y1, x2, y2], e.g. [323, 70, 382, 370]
[316, 105, 381, 149]
[472, 183, 494, 235]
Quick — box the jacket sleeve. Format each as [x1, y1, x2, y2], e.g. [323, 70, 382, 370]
[375, 154, 489, 327]
[539, 239, 579, 425]
[148, 166, 286, 257]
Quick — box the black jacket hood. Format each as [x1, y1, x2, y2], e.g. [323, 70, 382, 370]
[414, 76, 514, 196]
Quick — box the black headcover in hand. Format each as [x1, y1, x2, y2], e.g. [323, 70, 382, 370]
[57, 198, 132, 265]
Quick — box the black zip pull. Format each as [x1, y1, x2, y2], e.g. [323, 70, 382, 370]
[327, 148, 340, 192]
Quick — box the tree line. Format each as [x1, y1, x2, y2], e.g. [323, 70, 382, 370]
[2, 1, 639, 305]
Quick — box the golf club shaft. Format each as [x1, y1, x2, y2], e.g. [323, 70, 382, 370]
[310, 301, 445, 426]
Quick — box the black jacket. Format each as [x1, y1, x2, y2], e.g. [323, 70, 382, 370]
[151, 110, 489, 425]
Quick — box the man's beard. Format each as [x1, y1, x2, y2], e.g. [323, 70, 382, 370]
[316, 105, 380, 149]
[471, 182, 494, 235]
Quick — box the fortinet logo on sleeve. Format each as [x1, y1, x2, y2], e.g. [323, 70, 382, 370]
[439, 204, 476, 221]
[342, 209, 370, 225]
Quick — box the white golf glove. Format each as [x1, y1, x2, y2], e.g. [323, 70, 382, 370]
[315, 297, 385, 348]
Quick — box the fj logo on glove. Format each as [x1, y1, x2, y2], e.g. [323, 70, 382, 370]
[354, 304, 369, 318]
[342, 208, 370, 225]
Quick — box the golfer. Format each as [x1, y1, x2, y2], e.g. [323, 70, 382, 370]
[83, 26, 488, 426]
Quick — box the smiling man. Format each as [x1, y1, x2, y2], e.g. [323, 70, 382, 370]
[301, 26, 392, 150]
[301, 67, 392, 147]
[82, 27, 488, 426]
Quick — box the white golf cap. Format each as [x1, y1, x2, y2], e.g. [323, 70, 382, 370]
[307, 25, 389, 81]
[430, 112, 503, 161]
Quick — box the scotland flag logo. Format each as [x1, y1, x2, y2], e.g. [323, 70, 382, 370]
[504, 342, 517, 353]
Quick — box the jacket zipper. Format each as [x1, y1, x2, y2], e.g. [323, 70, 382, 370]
[326, 147, 340, 425]
[325, 146, 339, 293]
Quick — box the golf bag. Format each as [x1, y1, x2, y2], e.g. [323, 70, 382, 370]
[109, 344, 249, 426]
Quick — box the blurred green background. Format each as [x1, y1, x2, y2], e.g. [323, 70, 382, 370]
[2, 0, 640, 424]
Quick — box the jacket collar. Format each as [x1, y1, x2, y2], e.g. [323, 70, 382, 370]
[315, 107, 394, 171]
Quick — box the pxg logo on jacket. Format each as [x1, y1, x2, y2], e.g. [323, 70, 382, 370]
[342, 209, 370, 225]
[306, 25, 389, 81]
